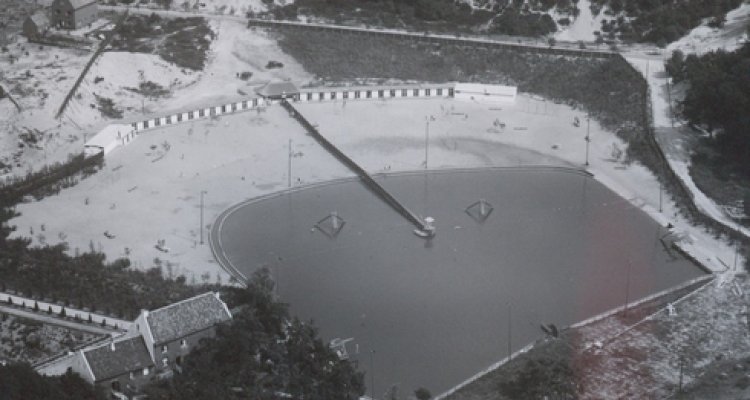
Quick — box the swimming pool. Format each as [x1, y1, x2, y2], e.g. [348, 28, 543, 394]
[215, 167, 705, 395]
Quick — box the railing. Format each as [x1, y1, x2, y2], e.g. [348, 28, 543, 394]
[247, 18, 617, 60]
[0, 291, 133, 331]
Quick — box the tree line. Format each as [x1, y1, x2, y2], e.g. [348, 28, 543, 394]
[666, 42, 750, 179]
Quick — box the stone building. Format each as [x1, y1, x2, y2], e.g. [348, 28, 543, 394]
[50, 0, 98, 30]
[68, 292, 232, 396]
[22, 11, 50, 40]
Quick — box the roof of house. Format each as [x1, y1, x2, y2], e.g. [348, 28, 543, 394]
[28, 11, 50, 29]
[255, 81, 299, 98]
[59, 0, 98, 10]
[146, 292, 232, 344]
[83, 336, 154, 381]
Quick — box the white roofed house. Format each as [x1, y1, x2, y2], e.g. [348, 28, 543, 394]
[84, 123, 136, 157]
[130, 292, 232, 375]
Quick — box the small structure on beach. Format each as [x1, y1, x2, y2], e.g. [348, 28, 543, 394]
[255, 81, 300, 101]
[84, 124, 137, 156]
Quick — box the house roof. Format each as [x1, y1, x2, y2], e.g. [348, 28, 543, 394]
[146, 292, 232, 344]
[28, 12, 50, 29]
[255, 81, 299, 98]
[83, 336, 153, 381]
[62, 0, 98, 10]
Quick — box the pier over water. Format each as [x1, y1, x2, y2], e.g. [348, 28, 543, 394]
[281, 99, 431, 234]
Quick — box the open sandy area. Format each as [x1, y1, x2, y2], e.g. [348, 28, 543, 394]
[9, 92, 738, 284]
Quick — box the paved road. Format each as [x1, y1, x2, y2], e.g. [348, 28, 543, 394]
[0, 304, 120, 336]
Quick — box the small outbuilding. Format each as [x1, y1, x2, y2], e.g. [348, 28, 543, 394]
[255, 81, 300, 101]
[84, 124, 136, 156]
[50, 0, 98, 30]
[22, 11, 51, 40]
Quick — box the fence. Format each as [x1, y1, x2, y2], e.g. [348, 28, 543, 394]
[247, 18, 617, 60]
[55, 11, 128, 119]
[298, 84, 454, 103]
[130, 96, 267, 132]
[0, 291, 133, 331]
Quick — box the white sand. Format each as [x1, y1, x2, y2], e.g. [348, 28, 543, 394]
[12, 94, 737, 283]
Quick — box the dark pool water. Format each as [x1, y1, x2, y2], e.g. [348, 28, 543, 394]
[218, 168, 705, 396]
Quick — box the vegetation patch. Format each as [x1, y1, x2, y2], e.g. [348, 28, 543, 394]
[0, 363, 105, 400]
[589, 0, 743, 45]
[94, 94, 123, 119]
[666, 43, 750, 221]
[109, 13, 215, 70]
[0, 314, 103, 365]
[275, 28, 644, 145]
[125, 80, 171, 98]
[446, 278, 712, 400]
[143, 269, 365, 399]
[261, 0, 578, 37]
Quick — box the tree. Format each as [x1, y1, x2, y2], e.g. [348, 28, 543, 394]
[0, 364, 104, 400]
[144, 269, 365, 400]
[415, 387, 432, 400]
[665, 49, 686, 82]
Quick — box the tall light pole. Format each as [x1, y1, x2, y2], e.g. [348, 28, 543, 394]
[507, 303, 512, 360]
[288, 139, 293, 188]
[424, 117, 430, 170]
[369, 349, 376, 399]
[199, 190, 207, 245]
[584, 115, 590, 167]
[624, 258, 632, 316]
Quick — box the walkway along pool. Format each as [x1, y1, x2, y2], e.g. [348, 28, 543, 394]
[212, 167, 706, 396]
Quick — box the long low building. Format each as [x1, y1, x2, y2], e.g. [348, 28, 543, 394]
[454, 83, 517, 104]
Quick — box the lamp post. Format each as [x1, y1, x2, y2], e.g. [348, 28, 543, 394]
[369, 349, 376, 399]
[424, 117, 430, 170]
[624, 258, 632, 316]
[288, 139, 293, 188]
[199, 190, 207, 245]
[584, 116, 590, 167]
